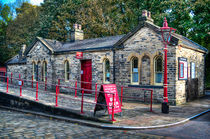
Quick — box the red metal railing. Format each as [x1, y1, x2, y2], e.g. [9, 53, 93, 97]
[0, 73, 154, 121]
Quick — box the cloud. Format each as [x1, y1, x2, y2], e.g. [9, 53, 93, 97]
[30, 0, 43, 6]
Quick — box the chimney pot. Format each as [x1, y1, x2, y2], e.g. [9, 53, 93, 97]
[73, 24, 78, 29]
[147, 11, 150, 18]
[78, 24, 82, 30]
[142, 10, 147, 17]
[139, 10, 154, 23]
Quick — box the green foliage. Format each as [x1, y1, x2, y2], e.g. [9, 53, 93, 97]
[0, 2, 13, 66]
[6, 2, 40, 54]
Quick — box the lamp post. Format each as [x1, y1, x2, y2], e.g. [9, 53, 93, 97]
[160, 17, 176, 113]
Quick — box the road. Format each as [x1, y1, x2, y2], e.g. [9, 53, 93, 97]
[0, 108, 209, 139]
[136, 112, 210, 139]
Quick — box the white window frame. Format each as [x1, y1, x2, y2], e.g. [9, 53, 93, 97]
[64, 60, 70, 82]
[154, 56, 163, 85]
[42, 61, 47, 81]
[32, 62, 36, 81]
[131, 57, 139, 85]
[103, 59, 111, 84]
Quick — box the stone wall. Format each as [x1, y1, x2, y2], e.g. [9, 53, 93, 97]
[115, 27, 177, 104]
[7, 64, 27, 85]
[53, 50, 113, 92]
[175, 45, 205, 104]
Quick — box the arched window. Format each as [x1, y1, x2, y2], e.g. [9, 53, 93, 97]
[42, 61, 47, 81]
[32, 62, 36, 81]
[103, 59, 110, 83]
[154, 56, 163, 84]
[64, 60, 70, 81]
[131, 57, 139, 84]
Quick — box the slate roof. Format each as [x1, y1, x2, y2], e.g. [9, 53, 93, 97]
[46, 35, 125, 53]
[7, 55, 26, 65]
[173, 33, 208, 52]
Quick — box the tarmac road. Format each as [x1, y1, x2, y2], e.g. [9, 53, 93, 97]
[136, 112, 210, 139]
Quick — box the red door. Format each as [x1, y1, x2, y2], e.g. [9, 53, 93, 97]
[81, 60, 92, 93]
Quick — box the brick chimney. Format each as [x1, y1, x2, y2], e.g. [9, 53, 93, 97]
[71, 24, 84, 41]
[139, 10, 154, 23]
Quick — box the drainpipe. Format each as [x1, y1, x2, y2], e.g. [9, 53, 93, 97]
[112, 47, 116, 84]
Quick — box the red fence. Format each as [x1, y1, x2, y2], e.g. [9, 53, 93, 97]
[0, 73, 154, 121]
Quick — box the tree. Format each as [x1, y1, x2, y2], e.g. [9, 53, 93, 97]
[0, 2, 13, 66]
[6, 2, 40, 54]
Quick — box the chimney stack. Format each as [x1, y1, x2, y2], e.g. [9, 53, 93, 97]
[139, 10, 154, 23]
[71, 24, 84, 42]
[19, 44, 26, 61]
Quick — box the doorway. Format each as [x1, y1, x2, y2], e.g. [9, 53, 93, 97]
[81, 60, 92, 93]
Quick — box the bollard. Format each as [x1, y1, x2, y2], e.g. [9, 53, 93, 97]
[36, 81, 39, 101]
[150, 90, 153, 112]
[6, 77, 9, 93]
[111, 93, 116, 121]
[55, 85, 58, 107]
[95, 83, 97, 102]
[11, 72, 13, 84]
[32, 75, 33, 88]
[45, 77, 47, 91]
[120, 86, 123, 106]
[80, 90, 84, 114]
[75, 81, 77, 97]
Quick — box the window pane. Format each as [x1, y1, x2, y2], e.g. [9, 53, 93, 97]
[132, 73, 138, 82]
[132, 57, 138, 83]
[104, 59, 110, 82]
[155, 56, 163, 83]
[180, 63, 184, 77]
[156, 58, 162, 72]
[155, 73, 163, 83]
[65, 61, 70, 81]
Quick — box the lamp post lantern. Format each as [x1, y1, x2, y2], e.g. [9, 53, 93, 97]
[160, 17, 176, 113]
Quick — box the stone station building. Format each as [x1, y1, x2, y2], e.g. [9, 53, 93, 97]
[6, 11, 208, 105]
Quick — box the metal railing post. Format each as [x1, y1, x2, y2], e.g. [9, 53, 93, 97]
[95, 83, 97, 102]
[150, 90, 153, 112]
[6, 77, 9, 93]
[55, 85, 58, 107]
[111, 93, 116, 122]
[80, 89, 84, 114]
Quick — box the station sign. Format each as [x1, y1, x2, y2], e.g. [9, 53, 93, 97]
[76, 52, 83, 59]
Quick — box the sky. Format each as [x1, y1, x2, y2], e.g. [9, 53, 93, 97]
[1, 0, 44, 5]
